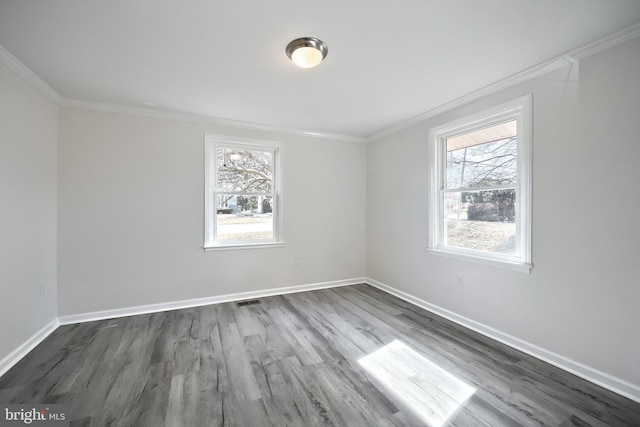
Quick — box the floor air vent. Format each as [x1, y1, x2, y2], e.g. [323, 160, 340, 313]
[237, 299, 261, 307]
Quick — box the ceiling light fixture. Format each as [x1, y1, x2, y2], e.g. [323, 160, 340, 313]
[286, 37, 328, 69]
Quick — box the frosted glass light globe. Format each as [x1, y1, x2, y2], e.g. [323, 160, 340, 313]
[291, 46, 323, 68]
[286, 37, 328, 69]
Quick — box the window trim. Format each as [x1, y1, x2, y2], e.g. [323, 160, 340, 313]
[427, 95, 532, 272]
[204, 134, 284, 251]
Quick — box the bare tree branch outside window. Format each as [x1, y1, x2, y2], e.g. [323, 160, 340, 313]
[213, 147, 276, 242]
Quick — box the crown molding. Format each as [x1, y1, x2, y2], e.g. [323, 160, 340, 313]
[364, 56, 570, 142]
[4, 22, 639, 145]
[365, 22, 640, 143]
[0, 44, 63, 104]
[0, 43, 364, 144]
[61, 97, 366, 143]
[568, 22, 640, 61]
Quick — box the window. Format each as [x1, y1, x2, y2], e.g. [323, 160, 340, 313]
[428, 96, 531, 271]
[204, 134, 283, 250]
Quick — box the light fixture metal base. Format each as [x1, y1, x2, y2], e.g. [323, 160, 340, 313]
[286, 37, 328, 68]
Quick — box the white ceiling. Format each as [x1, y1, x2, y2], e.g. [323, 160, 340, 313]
[1, 1, 639, 139]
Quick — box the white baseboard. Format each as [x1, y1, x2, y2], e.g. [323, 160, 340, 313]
[5, 277, 638, 405]
[0, 318, 60, 378]
[365, 277, 640, 404]
[58, 278, 367, 325]
[1, 278, 365, 378]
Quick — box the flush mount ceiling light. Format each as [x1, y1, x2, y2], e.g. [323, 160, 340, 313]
[286, 37, 328, 69]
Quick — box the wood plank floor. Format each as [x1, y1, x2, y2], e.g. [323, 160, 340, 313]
[1, 284, 639, 426]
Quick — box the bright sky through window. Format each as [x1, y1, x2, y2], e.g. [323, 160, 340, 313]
[428, 95, 532, 270]
[204, 134, 283, 250]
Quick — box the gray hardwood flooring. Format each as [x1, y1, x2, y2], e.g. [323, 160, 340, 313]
[1, 284, 639, 426]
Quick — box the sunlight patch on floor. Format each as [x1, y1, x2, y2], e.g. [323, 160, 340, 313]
[358, 340, 475, 427]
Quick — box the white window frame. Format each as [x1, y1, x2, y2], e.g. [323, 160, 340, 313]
[427, 95, 532, 272]
[204, 134, 284, 251]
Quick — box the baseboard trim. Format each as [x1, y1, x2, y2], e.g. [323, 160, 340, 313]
[364, 277, 640, 403]
[58, 278, 366, 325]
[7, 278, 638, 404]
[2, 279, 365, 378]
[0, 318, 60, 378]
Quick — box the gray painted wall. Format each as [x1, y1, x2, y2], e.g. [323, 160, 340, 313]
[2, 32, 639, 400]
[0, 62, 58, 364]
[367, 37, 640, 388]
[57, 107, 367, 315]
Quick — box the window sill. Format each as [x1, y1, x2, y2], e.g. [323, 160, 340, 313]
[425, 247, 532, 273]
[204, 241, 286, 252]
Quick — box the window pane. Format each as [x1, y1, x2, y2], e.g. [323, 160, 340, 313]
[446, 121, 517, 189]
[216, 195, 273, 241]
[444, 189, 516, 255]
[216, 148, 273, 193]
